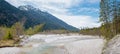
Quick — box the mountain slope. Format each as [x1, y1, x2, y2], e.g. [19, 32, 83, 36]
[0, 0, 24, 27]
[0, 0, 79, 31]
[19, 5, 79, 31]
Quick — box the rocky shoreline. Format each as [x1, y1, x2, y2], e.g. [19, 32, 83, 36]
[102, 35, 120, 54]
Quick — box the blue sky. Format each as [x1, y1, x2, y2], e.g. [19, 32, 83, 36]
[6, 0, 101, 29]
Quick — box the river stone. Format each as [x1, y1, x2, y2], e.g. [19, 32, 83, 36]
[103, 35, 120, 54]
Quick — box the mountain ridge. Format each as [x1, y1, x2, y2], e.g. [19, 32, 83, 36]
[0, 0, 79, 31]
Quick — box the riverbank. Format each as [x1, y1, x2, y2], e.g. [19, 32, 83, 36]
[0, 34, 104, 54]
[102, 35, 120, 54]
[0, 40, 21, 48]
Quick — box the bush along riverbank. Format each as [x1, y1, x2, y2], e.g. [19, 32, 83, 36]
[0, 22, 44, 48]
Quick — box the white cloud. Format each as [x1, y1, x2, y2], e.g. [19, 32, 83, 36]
[87, 0, 100, 3]
[5, 0, 101, 29]
[78, 8, 99, 13]
[6, 0, 81, 8]
[52, 14, 101, 29]
[5, 0, 26, 7]
[5, 0, 81, 14]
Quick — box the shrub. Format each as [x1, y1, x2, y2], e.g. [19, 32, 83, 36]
[25, 24, 44, 35]
[3, 31, 13, 40]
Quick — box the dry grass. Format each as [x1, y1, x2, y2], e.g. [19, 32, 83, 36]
[0, 40, 16, 48]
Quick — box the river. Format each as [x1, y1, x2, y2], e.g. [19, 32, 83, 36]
[0, 34, 104, 54]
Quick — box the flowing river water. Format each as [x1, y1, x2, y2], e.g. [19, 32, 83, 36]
[0, 34, 104, 54]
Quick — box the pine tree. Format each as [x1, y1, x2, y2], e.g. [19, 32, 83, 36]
[100, 0, 120, 39]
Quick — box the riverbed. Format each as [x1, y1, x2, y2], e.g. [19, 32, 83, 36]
[0, 34, 104, 54]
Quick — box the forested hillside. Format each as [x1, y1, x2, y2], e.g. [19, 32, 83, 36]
[0, 0, 79, 31]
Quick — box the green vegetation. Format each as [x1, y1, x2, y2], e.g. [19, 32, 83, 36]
[0, 22, 44, 40]
[25, 24, 44, 35]
[0, 22, 25, 40]
[41, 29, 70, 34]
[0, 22, 44, 47]
[79, 27, 101, 36]
[100, 0, 120, 40]
[3, 31, 13, 40]
[80, 0, 120, 40]
[0, 26, 13, 40]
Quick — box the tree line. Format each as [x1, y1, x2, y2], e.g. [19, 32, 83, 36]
[100, 0, 120, 40]
[80, 0, 120, 40]
[79, 27, 101, 36]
